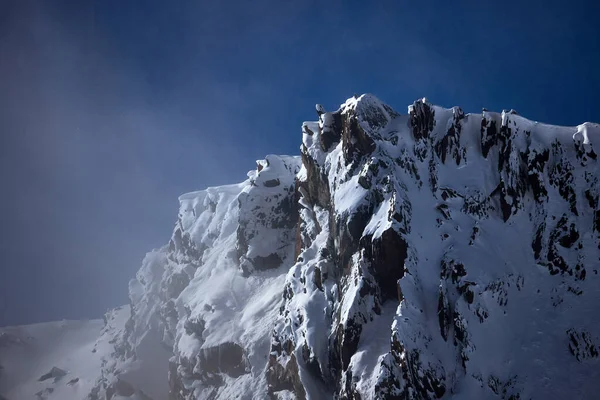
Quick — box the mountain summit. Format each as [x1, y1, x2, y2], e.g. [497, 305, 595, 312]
[2, 94, 600, 399]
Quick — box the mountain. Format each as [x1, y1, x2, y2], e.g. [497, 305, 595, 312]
[1, 94, 600, 400]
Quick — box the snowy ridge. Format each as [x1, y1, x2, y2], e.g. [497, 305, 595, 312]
[269, 95, 600, 399]
[2, 94, 600, 400]
[129, 154, 302, 399]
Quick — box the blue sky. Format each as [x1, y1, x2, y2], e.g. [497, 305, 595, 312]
[1, 0, 599, 326]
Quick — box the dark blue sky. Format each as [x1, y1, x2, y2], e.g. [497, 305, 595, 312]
[1, 0, 599, 326]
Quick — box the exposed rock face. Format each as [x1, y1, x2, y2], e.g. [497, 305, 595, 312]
[267, 95, 600, 400]
[90, 94, 600, 399]
[38, 367, 67, 382]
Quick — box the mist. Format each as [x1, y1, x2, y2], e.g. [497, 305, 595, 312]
[1, 0, 599, 327]
[0, 1, 275, 326]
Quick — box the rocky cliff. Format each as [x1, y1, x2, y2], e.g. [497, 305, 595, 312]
[123, 94, 600, 399]
[4, 94, 599, 400]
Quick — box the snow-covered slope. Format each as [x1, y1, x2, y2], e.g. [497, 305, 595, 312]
[2, 94, 600, 400]
[0, 318, 106, 399]
[0, 306, 147, 400]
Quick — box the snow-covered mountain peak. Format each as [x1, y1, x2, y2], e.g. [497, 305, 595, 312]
[2, 95, 600, 400]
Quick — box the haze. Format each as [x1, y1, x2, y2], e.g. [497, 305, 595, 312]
[1, 0, 599, 326]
